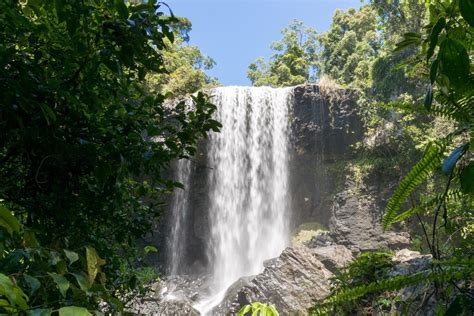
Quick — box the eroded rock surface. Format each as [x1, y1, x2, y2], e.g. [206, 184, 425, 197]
[309, 180, 410, 254]
[312, 245, 353, 273]
[212, 245, 333, 315]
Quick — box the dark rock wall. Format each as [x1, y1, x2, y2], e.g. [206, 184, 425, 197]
[289, 85, 362, 228]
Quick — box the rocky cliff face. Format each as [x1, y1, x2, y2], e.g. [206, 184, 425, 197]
[289, 85, 362, 228]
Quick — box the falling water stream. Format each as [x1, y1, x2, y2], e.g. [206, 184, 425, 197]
[168, 87, 293, 315]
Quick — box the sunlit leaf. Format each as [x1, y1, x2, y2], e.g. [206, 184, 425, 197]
[58, 306, 91, 316]
[144, 245, 158, 253]
[0, 205, 21, 235]
[86, 247, 106, 283]
[64, 250, 79, 265]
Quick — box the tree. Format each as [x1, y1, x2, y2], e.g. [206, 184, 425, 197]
[0, 0, 220, 313]
[147, 17, 218, 96]
[318, 6, 379, 87]
[247, 20, 318, 87]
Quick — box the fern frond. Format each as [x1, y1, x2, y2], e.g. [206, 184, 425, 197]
[386, 189, 464, 226]
[376, 101, 422, 114]
[376, 93, 473, 123]
[432, 93, 473, 122]
[309, 266, 474, 315]
[382, 142, 446, 230]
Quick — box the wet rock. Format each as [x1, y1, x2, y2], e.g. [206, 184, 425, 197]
[212, 245, 333, 315]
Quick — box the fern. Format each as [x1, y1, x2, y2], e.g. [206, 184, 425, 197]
[432, 93, 473, 122]
[310, 265, 474, 315]
[383, 142, 446, 229]
[386, 189, 464, 226]
[375, 93, 473, 123]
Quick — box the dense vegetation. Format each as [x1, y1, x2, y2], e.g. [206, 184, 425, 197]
[248, 0, 472, 314]
[0, 0, 220, 314]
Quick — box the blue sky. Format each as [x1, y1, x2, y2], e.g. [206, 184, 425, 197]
[167, 0, 364, 85]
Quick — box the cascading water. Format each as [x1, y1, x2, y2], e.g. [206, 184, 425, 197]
[167, 159, 191, 277]
[167, 86, 293, 314]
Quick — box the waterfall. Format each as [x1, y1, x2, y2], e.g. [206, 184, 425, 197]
[166, 86, 293, 314]
[168, 159, 191, 276]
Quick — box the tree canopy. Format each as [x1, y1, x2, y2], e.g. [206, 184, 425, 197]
[247, 20, 318, 87]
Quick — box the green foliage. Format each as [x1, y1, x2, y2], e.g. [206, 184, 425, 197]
[313, 252, 394, 315]
[147, 18, 218, 96]
[311, 261, 474, 315]
[312, 0, 473, 314]
[0, 204, 113, 314]
[383, 142, 446, 229]
[318, 6, 379, 87]
[237, 302, 279, 316]
[381, 0, 473, 250]
[247, 20, 318, 87]
[0, 0, 221, 312]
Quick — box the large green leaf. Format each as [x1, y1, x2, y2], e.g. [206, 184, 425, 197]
[0, 205, 21, 235]
[24, 274, 41, 294]
[438, 38, 470, 88]
[237, 305, 251, 316]
[58, 306, 91, 316]
[427, 17, 445, 62]
[442, 144, 468, 175]
[0, 273, 28, 310]
[459, 0, 474, 27]
[48, 273, 70, 297]
[460, 162, 474, 194]
[72, 272, 91, 291]
[383, 143, 445, 229]
[86, 247, 106, 283]
[144, 245, 158, 254]
[64, 250, 79, 265]
[424, 86, 433, 111]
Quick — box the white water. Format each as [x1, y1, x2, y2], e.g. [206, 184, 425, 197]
[168, 159, 191, 276]
[195, 86, 293, 314]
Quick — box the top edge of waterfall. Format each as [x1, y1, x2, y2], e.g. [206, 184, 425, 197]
[210, 85, 295, 91]
[207, 84, 358, 93]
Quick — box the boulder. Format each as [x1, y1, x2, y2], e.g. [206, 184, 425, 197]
[312, 245, 353, 273]
[212, 245, 333, 315]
